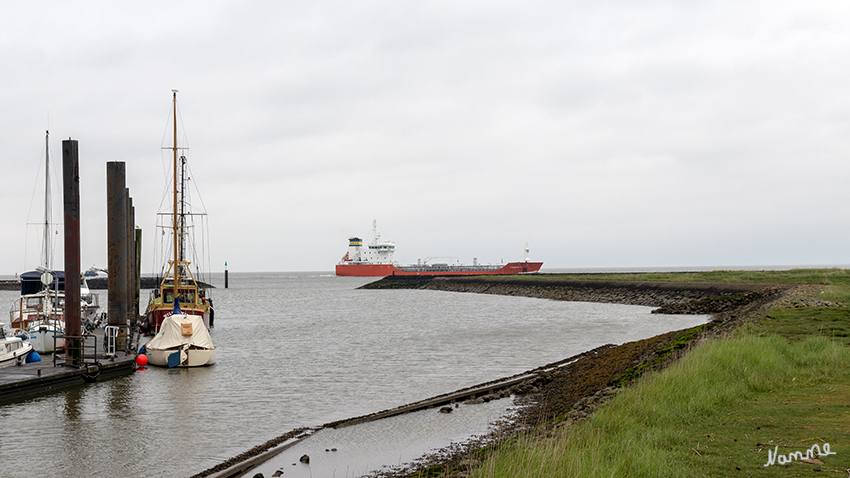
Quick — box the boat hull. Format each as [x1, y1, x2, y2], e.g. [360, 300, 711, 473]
[335, 261, 543, 277]
[0, 338, 34, 368]
[145, 307, 209, 334]
[146, 348, 216, 367]
[27, 322, 65, 354]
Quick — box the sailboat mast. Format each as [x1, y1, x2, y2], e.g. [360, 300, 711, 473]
[179, 155, 186, 266]
[172, 90, 179, 294]
[43, 130, 50, 270]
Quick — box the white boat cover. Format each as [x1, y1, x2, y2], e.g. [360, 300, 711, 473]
[145, 314, 214, 350]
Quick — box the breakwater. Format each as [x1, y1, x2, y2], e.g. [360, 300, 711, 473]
[359, 275, 790, 316]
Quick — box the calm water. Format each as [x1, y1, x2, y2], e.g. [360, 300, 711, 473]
[0, 272, 708, 477]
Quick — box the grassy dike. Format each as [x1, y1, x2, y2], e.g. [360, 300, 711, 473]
[466, 269, 850, 477]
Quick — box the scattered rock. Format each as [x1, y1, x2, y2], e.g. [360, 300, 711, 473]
[272, 471, 283, 477]
[252, 474, 264, 478]
[439, 406, 453, 413]
[299, 454, 310, 464]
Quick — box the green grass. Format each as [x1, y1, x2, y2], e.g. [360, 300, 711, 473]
[752, 308, 850, 347]
[503, 268, 850, 302]
[473, 332, 850, 477]
[466, 269, 850, 477]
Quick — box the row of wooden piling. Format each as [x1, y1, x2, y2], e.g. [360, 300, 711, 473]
[56, 143, 142, 365]
[105, 161, 142, 353]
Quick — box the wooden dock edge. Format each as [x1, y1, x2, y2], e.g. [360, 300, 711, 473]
[0, 356, 136, 404]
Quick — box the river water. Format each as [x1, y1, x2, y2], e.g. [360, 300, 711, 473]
[0, 272, 708, 477]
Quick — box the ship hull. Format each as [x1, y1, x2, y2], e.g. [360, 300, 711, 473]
[145, 307, 209, 334]
[335, 261, 543, 277]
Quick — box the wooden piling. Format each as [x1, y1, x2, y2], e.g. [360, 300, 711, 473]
[134, 227, 142, 321]
[106, 162, 128, 330]
[62, 139, 81, 366]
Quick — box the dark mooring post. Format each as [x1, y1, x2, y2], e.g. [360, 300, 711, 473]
[224, 261, 228, 288]
[134, 227, 142, 322]
[120, 189, 133, 352]
[63, 139, 82, 367]
[106, 162, 128, 338]
[127, 193, 135, 317]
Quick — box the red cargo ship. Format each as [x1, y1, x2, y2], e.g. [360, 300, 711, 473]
[335, 221, 543, 277]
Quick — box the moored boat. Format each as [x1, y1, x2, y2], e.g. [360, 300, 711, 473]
[142, 90, 214, 334]
[143, 302, 215, 368]
[0, 323, 35, 368]
[8, 131, 69, 354]
[335, 221, 543, 277]
[80, 276, 101, 323]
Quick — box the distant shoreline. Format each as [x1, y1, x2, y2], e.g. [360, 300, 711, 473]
[0, 277, 214, 291]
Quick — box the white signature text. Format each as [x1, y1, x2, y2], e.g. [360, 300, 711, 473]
[764, 443, 836, 467]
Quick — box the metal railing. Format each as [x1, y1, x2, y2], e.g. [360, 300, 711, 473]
[52, 333, 98, 368]
[104, 326, 119, 356]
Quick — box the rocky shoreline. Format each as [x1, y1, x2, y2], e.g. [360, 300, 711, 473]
[359, 275, 791, 315]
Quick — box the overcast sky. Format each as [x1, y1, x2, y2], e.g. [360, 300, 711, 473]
[1, 1, 849, 275]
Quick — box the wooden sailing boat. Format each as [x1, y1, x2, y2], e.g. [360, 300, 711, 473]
[142, 91, 214, 335]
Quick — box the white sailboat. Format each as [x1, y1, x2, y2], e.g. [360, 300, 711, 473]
[8, 131, 66, 354]
[8, 131, 102, 353]
[144, 300, 216, 368]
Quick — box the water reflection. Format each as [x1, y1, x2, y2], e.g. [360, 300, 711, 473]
[63, 386, 83, 421]
[107, 375, 133, 419]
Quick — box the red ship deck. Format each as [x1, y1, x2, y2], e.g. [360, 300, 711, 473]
[335, 261, 543, 277]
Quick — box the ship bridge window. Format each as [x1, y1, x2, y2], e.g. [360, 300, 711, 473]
[179, 292, 196, 305]
[164, 291, 174, 304]
[26, 297, 44, 308]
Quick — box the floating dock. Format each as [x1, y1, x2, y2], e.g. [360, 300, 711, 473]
[0, 332, 137, 405]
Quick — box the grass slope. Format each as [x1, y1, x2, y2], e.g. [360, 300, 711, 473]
[471, 269, 850, 477]
[475, 333, 850, 477]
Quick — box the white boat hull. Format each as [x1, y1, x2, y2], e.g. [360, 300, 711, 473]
[27, 323, 65, 354]
[0, 337, 34, 368]
[146, 348, 216, 367]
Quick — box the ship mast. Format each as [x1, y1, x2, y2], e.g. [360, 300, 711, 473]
[179, 154, 186, 266]
[43, 130, 51, 271]
[172, 90, 179, 296]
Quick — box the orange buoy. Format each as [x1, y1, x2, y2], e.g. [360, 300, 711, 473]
[136, 354, 148, 367]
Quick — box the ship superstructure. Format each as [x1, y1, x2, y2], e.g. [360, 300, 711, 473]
[336, 221, 543, 277]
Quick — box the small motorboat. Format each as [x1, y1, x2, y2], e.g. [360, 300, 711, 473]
[0, 323, 35, 368]
[143, 301, 215, 368]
